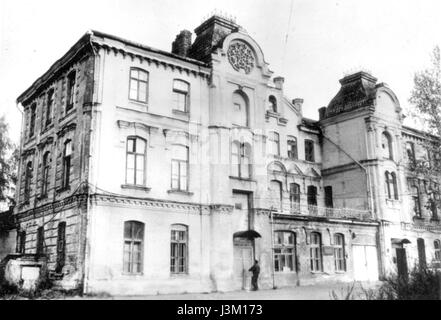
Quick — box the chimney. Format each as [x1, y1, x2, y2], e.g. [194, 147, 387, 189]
[273, 77, 285, 90]
[319, 107, 327, 120]
[172, 30, 192, 57]
[292, 98, 304, 113]
[188, 15, 240, 63]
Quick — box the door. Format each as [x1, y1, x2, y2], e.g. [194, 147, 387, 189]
[233, 239, 253, 290]
[396, 248, 408, 279]
[353, 245, 379, 281]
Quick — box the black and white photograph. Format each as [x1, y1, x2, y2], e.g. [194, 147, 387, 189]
[1, 0, 441, 304]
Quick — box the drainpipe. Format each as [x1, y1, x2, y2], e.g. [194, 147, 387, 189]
[270, 207, 276, 289]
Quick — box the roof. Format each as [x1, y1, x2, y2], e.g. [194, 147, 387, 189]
[17, 30, 210, 105]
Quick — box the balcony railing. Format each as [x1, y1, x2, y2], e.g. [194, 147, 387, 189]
[272, 203, 372, 221]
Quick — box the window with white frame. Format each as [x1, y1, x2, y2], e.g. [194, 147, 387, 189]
[231, 141, 251, 179]
[170, 224, 188, 274]
[123, 221, 144, 274]
[273, 231, 296, 272]
[269, 132, 280, 156]
[289, 183, 300, 213]
[310, 232, 323, 272]
[385, 171, 398, 200]
[171, 145, 189, 191]
[173, 80, 190, 112]
[129, 68, 149, 103]
[126, 137, 146, 186]
[334, 234, 346, 272]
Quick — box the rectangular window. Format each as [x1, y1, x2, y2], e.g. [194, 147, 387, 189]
[46, 89, 54, 127]
[62, 141, 72, 189]
[171, 145, 189, 191]
[56, 222, 66, 273]
[287, 137, 298, 160]
[29, 104, 36, 138]
[310, 232, 323, 272]
[305, 139, 315, 162]
[173, 80, 190, 112]
[289, 183, 300, 214]
[273, 231, 296, 272]
[66, 71, 76, 112]
[36, 227, 44, 255]
[269, 132, 280, 156]
[41, 152, 50, 197]
[324, 186, 333, 208]
[18, 231, 26, 254]
[129, 68, 149, 103]
[170, 225, 188, 274]
[126, 137, 146, 186]
[123, 221, 144, 274]
[334, 234, 346, 272]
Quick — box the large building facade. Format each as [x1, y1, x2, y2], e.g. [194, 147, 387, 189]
[7, 15, 441, 295]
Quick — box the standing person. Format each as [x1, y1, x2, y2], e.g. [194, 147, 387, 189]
[249, 260, 260, 291]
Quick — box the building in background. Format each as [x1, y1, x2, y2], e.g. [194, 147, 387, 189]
[4, 15, 441, 295]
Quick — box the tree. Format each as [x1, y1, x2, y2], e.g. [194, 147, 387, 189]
[409, 46, 441, 218]
[0, 115, 18, 208]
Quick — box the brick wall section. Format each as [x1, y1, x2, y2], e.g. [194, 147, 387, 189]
[15, 50, 95, 287]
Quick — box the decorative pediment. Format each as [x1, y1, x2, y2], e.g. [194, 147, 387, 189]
[37, 136, 54, 149]
[57, 122, 77, 137]
[117, 120, 159, 133]
[288, 164, 304, 176]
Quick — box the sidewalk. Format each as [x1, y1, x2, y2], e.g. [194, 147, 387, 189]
[105, 281, 382, 300]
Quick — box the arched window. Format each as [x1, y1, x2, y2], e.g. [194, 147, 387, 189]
[269, 95, 277, 113]
[434, 240, 441, 261]
[287, 136, 298, 160]
[129, 68, 149, 103]
[232, 91, 249, 127]
[289, 183, 301, 213]
[310, 232, 323, 272]
[123, 221, 144, 274]
[269, 132, 280, 156]
[385, 171, 398, 200]
[41, 152, 50, 197]
[334, 234, 346, 272]
[270, 180, 283, 211]
[126, 137, 146, 186]
[171, 144, 189, 191]
[173, 79, 190, 112]
[29, 103, 36, 138]
[66, 71, 76, 112]
[273, 231, 296, 272]
[62, 141, 72, 189]
[170, 224, 188, 274]
[381, 131, 393, 160]
[24, 161, 33, 201]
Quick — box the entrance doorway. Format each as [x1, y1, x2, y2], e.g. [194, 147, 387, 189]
[392, 239, 409, 279]
[233, 238, 253, 291]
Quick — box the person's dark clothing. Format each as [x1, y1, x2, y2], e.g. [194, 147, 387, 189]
[249, 263, 260, 291]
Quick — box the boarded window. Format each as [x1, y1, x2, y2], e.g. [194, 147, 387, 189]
[123, 221, 144, 274]
[56, 222, 66, 273]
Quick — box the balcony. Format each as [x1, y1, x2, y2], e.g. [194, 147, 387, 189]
[272, 203, 372, 221]
[401, 219, 441, 232]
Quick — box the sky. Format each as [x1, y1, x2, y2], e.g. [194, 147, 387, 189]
[1, 0, 440, 144]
